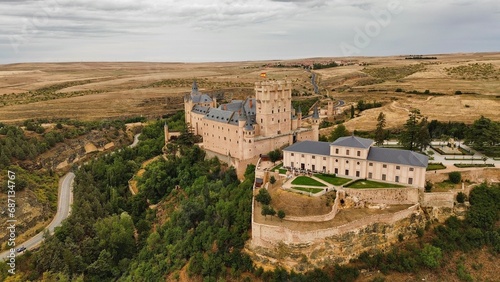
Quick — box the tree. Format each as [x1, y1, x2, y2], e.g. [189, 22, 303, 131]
[277, 210, 286, 221]
[425, 180, 433, 192]
[416, 117, 431, 151]
[268, 149, 282, 164]
[255, 188, 271, 205]
[465, 116, 500, 149]
[269, 176, 276, 185]
[374, 112, 386, 146]
[449, 171, 461, 184]
[350, 105, 355, 118]
[399, 109, 429, 151]
[419, 244, 442, 269]
[328, 124, 349, 142]
[456, 192, 466, 203]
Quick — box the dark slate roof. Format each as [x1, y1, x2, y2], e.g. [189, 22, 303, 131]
[367, 147, 428, 168]
[312, 105, 320, 119]
[191, 94, 212, 103]
[192, 105, 210, 114]
[205, 108, 235, 123]
[331, 136, 373, 149]
[283, 141, 331, 156]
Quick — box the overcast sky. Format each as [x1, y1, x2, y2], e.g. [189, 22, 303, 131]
[0, 0, 499, 64]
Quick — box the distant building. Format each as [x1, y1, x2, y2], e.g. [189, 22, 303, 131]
[283, 136, 428, 188]
[184, 80, 319, 169]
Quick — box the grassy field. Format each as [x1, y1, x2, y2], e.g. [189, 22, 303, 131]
[291, 187, 324, 194]
[345, 179, 405, 189]
[271, 164, 287, 174]
[0, 52, 499, 126]
[291, 176, 327, 187]
[313, 174, 351, 186]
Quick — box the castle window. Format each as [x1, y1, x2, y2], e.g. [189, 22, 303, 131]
[357, 151, 361, 157]
[301, 154, 304, 157]
[291, 153, 294, 156]
[382, 174, 386, 180]
[357, 162, 360, 165]
[395, 176, 400, 183]
[396, 166, 400, 170]
[346, 160, 349, 164]
[408, 178, 413, 185]
[323, 157, 326, 160]
[383, 164, 387, 168]
[368, 172, 373, 178]
[356, 171, 360, 177]
[335, 159, 338, 162]
[335, 148, 339, 154]
[369, 163, 373, 166]
[224, 137, 226, 140]
[312, 156, 316, 159]
[409, 168, 414, 172]
[346, 150, 350, 155]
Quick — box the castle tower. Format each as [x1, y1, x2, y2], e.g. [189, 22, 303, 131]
[255, 80, 293, 137]
[297, 105, 302, 128]
[312, 105, 320, 141]
[327, 100, 334, 117]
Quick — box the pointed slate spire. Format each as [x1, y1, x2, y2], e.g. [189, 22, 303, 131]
[312, 105, 320, 119]
[191, 80, 199, 95]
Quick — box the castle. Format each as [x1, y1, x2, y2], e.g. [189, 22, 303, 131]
[184, 80, 319, 169]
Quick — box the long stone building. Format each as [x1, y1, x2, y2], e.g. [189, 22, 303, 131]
[283, 136, 428, 188]
[184, 80, 319, 169]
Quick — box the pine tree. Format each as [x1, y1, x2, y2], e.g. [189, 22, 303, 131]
[399, 109, 422, 151]
[374, 112, 386, 146]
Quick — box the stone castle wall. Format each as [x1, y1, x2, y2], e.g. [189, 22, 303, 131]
[422, 192, 454, 208]
[343, 187, 420, 205]
[251, 204, 420, 247]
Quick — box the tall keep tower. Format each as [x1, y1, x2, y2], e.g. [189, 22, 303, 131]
[254, 81, 293, 137]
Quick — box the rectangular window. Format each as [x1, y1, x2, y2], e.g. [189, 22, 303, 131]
[382, 174, 386, 181]
[356, 171, 360, 177]
[323, 157, 326, 160]
[335, 148, 339, 154]
[395, 176, 400, 183]
[312, 156, 315, 159]
[368, 172, 373, 179]
[357, 151, 361, 157]
[301, 154, 304, 157]
[408, 178, 413, 185]
[409, 168, 414, 172]
[334, 168, 339, 174]
[396, 166, 400, 170]
[369, 163, 373, 166]
[291, 153, 294, 156]
[346, 150, 350, 155]
[383, 164, 387, 168]
[345, 169, 349, 176]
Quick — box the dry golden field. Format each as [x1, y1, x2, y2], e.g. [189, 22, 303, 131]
[0, 52, 499, 130]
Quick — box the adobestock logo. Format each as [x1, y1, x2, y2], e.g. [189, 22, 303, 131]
[340, 1, 403, 56]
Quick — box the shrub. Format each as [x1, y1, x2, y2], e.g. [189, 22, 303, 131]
[395, 88, 403, 92]
[416, 227, 424, 238]
[455, 90, 462, 95]
[270, 176, 276, 184]
[449, 171, 462, 184]
[456, 192, 467, 203]
[425, 180, 433, 192]
[419, 244, 442, 269]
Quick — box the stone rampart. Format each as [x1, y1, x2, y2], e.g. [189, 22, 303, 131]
[343, 187, 419, 205]
[422, 192, 454, 208]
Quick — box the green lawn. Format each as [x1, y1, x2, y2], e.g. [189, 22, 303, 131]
[271, 164, 287, 174]
[345, 179, 405, 189]
[427, 163, 446, 171]
[291, 176, 327, 187]
[433, 180, 459, 192]
[314, 174, 351, 186]
[291, 187, 324, 194]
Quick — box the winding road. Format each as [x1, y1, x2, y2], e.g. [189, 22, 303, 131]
[1, 172, 75, 260]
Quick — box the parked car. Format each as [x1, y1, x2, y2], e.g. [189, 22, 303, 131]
[16, 246, 26, 253]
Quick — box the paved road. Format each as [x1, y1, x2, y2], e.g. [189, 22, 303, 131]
[1, 172, 75, 260]
[130, 133, 141, 148]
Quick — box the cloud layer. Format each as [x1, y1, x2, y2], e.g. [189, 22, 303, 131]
[0, 0, 498, 63]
